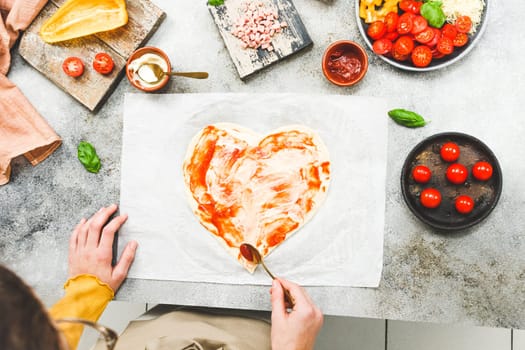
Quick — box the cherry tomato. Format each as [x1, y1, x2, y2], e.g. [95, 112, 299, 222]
[412, 165, 432, 183]
[411, 15, 428, 34]
[415, 27, 435, 44]
[420, 188, 441, 208]
[385, 12, 399, 32]
[431, 47, 446, 59]
[453, 32, 469, 47]
[441, 23, 458, 40]
[440, 142, 460, 162]
[472, 161, 493, 181]
[394, 35, 415, 56]
[399, 0, 421, 14]
[62, 57, 84, 77]
[384, 31, 400, 41]
[368, 21, 387, 40]
[455, 15, 472, 33]
[397, 12, 415, 35]
[455, 195, 474, 214]
[446, 163, 468, 185]
[373, 38, 393, 55]
[93, 52, 114, 75]
[437, 36, 454, 55]
[426, 28, 441, 47]
[392, 49, 409, 61]
[411, 45, 432, 67]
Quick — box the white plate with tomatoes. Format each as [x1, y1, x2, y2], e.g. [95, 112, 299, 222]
[355, 0, 489, 71]
[401, 132, 502, 231]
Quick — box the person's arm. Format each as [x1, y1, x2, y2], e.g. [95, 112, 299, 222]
[49, 204, 137, 350]
[270, 278, 323, 350]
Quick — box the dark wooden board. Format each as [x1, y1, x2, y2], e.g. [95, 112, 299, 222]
[208, 0, 313, 79]
[19, 0, 166, 111]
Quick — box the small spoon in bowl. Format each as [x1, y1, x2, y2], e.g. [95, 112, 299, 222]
[137, 62, 209, 84]
[240, 243, 295, 308]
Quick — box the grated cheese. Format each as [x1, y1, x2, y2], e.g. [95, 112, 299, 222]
[441, 0, 485, 33]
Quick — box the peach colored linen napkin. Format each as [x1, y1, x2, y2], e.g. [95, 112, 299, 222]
[0, 0, 61, 185]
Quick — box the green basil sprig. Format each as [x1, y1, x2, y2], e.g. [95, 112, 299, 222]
[208, 0, 224, 6]
[77, 141, 101, 173]
[420, 1, 446, 28]
[388, 109, 427, 128]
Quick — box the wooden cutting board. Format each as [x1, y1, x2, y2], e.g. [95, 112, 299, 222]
[208, 0, 313, 80]
[19, 0, 165, 111]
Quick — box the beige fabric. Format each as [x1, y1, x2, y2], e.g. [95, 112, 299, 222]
[0, 0, 61, 185]
[93, 308, 271, 350]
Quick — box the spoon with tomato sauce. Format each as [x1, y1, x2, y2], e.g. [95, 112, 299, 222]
[240, 243, 295, 308]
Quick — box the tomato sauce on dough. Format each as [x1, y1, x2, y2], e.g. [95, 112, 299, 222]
[183, 124, 331, 260]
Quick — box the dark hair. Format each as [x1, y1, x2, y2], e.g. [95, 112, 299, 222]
[0, 265, 63, 350]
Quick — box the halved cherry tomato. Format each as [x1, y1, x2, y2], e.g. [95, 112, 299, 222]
[394, 35, 415, 56]
[426, 28, 441, 47]
[411, 15, 428, 34]
[399, 0, 421, 14]
[392, 49, 409, 61]
[415, 27, 435, 44]
[93, 52, 114, 75]
[384, 12, 399, 33]
[384, 31, 399, 41]
[440, 142, 460, 162]
[446, 163, 468, 185]
[455, 195, 474, 214]
[453, 32, 469, 47]
[437, 36, 454, 55]
[62, 57, 84, 77]
[397, 12, 415, 35]
[368, 21, 386, 40]
[455, 15, 472, 33]
[412, 165, 432, 183]
[373, 38, 393, 55]
[411, 45, 432, 67]
[441, 23, 458, 40]
[431, 48, 445, 59]
[420, 188, 441, 208]
[472, 161, 493, 181]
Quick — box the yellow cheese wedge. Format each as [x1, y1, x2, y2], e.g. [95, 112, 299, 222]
[40, 0, 128, 43]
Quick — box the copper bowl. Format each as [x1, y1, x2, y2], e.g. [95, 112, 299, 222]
[322, 40, 368, 87]
[126, 46, 171, 92]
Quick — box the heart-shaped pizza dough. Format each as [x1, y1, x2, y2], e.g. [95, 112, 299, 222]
[183, 123, 331, 272]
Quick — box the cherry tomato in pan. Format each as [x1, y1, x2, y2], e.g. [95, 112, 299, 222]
[455, 15, 472, 33]
[384, 11, 399, 33]
[373, 38, 393, 55]
[411, 45, 433, 67]
[420, 188, 442, 208]
[93, 52, 115, 75]
[455, 195, 474, 214]
[62, 57, 84, 77]
[453, 32, 469, 47]
[440, 142, 460, 162]
[472, 161, 493, 181]
[412, 165, 432, 183]
[446, 163, 468, 185]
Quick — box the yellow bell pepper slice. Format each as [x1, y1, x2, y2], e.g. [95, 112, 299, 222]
[40, 0, 128, 43]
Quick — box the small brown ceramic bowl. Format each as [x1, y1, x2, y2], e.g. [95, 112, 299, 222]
[126, 46, 172, 92]
[322, 40, 368, 87]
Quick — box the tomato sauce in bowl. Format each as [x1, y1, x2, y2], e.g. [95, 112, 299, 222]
[322, 40, 368, 86]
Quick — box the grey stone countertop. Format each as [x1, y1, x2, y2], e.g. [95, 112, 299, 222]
[2, 0, 524, 329]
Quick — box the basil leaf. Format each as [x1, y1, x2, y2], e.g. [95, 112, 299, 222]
[388, 109, 427, 128]
[208, 0, 224, 6]
[77, 141, 101, 173]
[420, 1, 446, 28]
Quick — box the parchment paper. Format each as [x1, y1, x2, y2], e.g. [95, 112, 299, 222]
[119, 93, 388, 287]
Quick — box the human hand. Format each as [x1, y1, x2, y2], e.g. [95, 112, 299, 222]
[68, 204, 138, 292]
[270, 278, 323, 350]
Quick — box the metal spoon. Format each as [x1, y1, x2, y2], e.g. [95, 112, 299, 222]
[240, 243, 295, 308]
[137, 62, 209, 84]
